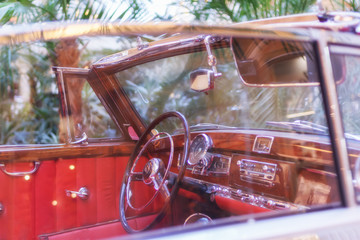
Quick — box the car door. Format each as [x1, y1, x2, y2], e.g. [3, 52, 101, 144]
[0, 53, 134, 239]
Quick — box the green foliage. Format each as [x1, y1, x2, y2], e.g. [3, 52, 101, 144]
[0, 0, 150, 145]
[0, 43, 59, 144]
[0, 46, 18, 99]
[0, 0, 39, 24]
[0, 0, 149, 24]
[179, 0, 317, 22]
[329, 0, 360, 11]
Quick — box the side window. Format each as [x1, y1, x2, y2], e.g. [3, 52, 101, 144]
[0, 37, 125, 146]
[0, 45, 60, 145]
[54, 67, 122, 143]
[82, 81, 122, 139]
[330, 45, 360, 202]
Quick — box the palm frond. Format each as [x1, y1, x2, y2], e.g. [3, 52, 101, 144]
[173, 0, 317, 23]
[0, 0, 40, 24]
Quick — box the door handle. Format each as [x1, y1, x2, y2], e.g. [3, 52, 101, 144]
[0, 161, 40, 177]
[66, 187, 89, 200]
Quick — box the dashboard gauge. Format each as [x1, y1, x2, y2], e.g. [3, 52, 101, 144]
[188, 134, 213, 166]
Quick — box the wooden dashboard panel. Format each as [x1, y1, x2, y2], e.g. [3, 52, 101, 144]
[153, 130, 343, 209]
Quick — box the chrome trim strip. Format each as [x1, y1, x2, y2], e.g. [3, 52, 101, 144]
[316, 30, 356, 207]
[181, 175, 305, 211]
[57, 68, 73, 144]
[329, 45, 360, 56]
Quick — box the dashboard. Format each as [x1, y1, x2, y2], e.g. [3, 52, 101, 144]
[152, 130, 341, 216]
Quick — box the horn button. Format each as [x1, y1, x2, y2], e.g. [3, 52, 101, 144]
[143, 158, 165, 189]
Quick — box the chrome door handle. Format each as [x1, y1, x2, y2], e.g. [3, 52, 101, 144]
[66, 187, 89, 200]
[0, 161, 41, 177]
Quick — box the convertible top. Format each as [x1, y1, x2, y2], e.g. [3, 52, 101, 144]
[1, 12, 359, 45]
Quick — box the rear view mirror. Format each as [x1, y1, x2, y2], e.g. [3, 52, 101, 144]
[189, 36, 222, 93]
[190, 69, 215, 92]
[231, 37, 320, 87]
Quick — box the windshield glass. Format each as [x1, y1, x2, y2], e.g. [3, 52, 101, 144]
[115, 37, 326, 133]
[111, 36, 340, 234]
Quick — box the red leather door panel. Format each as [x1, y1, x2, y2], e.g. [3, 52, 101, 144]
[0, 162, 36, 239]
[0, 156, 131, 239]
[76, 158, 97, 226]
[35, 161, 57, 237]
[56, 159, 77, 231]
[96, 157, 118, 222]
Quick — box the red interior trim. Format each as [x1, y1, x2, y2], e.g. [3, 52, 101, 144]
[215, 195, 272, 215]
[41, 215, 158, 239]
[178, 189, 204, 203]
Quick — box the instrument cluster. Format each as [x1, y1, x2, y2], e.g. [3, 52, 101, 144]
[179, 134, 230, 176]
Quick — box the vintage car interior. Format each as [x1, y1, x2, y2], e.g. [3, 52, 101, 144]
[1, 12, 360, 239]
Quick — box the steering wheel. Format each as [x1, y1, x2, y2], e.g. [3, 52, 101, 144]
[119, 111, 190, 233]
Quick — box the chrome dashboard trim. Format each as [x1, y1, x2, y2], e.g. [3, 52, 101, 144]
[181, 175, 306, 211]
[188, 133, 213, 166]
[237, 159, 277, 185]
[252, 136, 274, 154]
[180, 152, 231, 176]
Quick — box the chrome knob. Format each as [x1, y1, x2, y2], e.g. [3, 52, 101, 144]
[142, 158, 165, 186]
[66, 187, 89, 200]
[242, 194, 255, 203]
[266, 200, 275, 208]
[0, 202, 4, 215]
[221, 188, 231, 197]
[257, 196, 266, 206]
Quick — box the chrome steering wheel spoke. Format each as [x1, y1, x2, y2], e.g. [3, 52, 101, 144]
[126, 132, 174, 212]
[129, 172, 144, 181]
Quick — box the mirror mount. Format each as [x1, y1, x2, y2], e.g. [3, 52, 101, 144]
[204, 36, 222, 79]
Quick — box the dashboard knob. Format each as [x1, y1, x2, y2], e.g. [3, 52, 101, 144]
[199, 158, 209, 167]
[257, 196, 266, 206]
[241, 194, 255, 203]
[222, 188, 231, 197]
[266, 200, 275, 208]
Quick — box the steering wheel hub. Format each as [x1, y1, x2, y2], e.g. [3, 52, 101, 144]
[143, 158, 165, 185]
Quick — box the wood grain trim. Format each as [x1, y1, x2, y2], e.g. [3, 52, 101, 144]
[0, 142, 135, 163]
[153, 130, 336, 167]
[93, 36, 229, 74]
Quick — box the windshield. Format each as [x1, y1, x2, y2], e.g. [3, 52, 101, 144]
[115, 37, 326, 133]
[111, 36, 340, 234]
